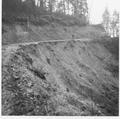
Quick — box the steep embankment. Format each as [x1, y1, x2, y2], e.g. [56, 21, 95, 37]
[2, 40, 119, 115]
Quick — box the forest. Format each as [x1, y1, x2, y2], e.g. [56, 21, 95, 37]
[2, 0, 89, 26]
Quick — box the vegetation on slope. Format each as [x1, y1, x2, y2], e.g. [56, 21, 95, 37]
[2, 24, 105, 45]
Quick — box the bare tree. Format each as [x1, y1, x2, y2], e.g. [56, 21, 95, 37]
[111, 11, 119, 37]
[102, 8, 110, 36]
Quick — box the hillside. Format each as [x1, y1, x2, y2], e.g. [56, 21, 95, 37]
[2, 24, 105, 45]
[2, 0, 119, 116]
[2, 37, 119, 115]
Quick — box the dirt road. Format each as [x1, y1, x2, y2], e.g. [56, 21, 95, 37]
[3, 38, 92, 48]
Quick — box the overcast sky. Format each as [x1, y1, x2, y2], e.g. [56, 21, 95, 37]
[88, 0, 120, 24]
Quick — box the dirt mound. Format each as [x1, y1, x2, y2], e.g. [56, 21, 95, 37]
[2, 40, 118, 116]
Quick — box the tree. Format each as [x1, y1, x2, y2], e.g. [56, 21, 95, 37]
[40, 0, 44, 8]
[111, 11, 119, 37]
[69, 0, 88, 18]
[2, 0, 89, 25]
[67, 0, 70, 14]
[48, 0, 56, 13]
[79, 0, 88, 17]
[102, 8, 119, 37]
[23, 0, 36, 15]
[2, 0, 22, 14]
[102, 8, 110, 35]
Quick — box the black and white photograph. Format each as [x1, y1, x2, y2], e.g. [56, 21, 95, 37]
[1, 0, 119, 116]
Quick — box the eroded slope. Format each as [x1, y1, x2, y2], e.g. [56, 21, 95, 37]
[2, 40, 119, 115]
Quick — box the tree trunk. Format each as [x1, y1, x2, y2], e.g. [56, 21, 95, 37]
[49, 0, 53, 13]
[40, 0, 44, 8]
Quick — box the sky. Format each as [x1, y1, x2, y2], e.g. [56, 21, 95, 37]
[87, 0, 120, 24]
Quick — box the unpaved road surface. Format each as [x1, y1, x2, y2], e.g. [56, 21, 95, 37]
[3, 38, 92, 48]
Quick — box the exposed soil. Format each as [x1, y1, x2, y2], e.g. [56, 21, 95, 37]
[2, 39, 119, 115]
